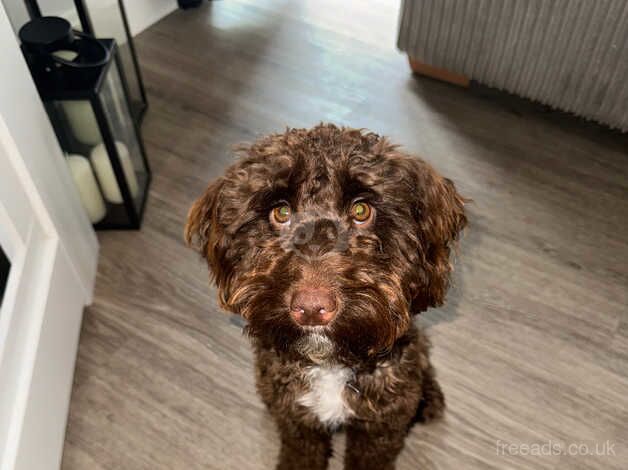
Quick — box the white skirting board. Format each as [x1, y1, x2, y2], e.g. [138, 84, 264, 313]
[10, 243, 86, 470]
[397, 0, 628, 132]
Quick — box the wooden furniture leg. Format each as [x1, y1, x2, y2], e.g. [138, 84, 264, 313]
[408, 56, 470, 88]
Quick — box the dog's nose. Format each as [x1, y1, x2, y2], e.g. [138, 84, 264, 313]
[290, 288, 337, 326]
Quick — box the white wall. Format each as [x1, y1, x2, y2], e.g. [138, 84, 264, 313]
[33, 0, 75, 17]
[2, 0, 74, 31]
[121, 0, 177, 36]
[1, 0, 177, 39]
[1, 0, 29, 32]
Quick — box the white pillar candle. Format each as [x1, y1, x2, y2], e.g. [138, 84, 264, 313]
[52, 50, 78, 61]
[66, 154, 107, 224]
[62, 100, 102, 146]
[52, 50, 103, 146]
[91, 141, 139, 204]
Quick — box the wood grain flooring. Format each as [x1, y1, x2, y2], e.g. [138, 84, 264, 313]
[61, 1, 628, 469]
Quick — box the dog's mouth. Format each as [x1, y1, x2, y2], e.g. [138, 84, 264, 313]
[298, 324, 331, 333]
[294, 327, 335, 363]
[241, 274, 408, 361]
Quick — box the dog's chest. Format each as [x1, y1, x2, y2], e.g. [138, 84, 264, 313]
[297, 365, 353, 427]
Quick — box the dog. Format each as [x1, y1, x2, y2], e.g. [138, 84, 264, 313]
[186, 124, 466, 469]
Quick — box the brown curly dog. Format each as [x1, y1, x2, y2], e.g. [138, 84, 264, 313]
[186, 124, 466, 470]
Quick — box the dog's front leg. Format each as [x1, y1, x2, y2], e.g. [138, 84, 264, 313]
[275, 419, 332, 470]
[344, 424, 407, 470]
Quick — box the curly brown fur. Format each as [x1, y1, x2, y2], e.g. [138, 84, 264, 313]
[186, 124, 466, 469]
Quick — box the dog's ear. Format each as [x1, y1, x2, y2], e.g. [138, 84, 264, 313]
[411, 161, 467, 313]
[185, 178, 227, 286]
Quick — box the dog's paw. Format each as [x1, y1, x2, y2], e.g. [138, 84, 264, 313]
[414, 377, 445, 424]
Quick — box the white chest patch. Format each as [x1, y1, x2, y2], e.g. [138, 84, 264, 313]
[298, 365, 354, 428]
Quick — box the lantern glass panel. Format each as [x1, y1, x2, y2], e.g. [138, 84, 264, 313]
[83, 0, 145, 121]
[33, 0, 77, 25]
[45, 98, 134, 227]
[97, 58, 148, 213]
[44, 99, 102, 153]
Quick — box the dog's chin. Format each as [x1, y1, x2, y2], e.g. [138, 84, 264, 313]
[294, 327, 335, 364]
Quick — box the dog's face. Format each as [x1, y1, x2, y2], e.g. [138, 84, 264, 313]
[186, 125, 466, 361]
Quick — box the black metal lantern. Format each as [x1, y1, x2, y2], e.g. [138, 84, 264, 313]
[20, 17, 151, 230]
[24, 0, 148, 125]
[0, 246, 9, 307]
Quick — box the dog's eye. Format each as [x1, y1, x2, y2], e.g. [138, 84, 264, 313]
[271, 204, 291, 224]
[350, 201, 372, 224]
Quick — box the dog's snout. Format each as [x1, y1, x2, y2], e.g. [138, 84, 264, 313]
[290, 288, 337, 326]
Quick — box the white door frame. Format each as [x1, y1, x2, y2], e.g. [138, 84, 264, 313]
[0, 116, 59, 468]
[0, 4, 99, 469]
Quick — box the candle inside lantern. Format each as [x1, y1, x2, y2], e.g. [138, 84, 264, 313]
[52, 50, 78, 61]
[51, 51, 103, 146]
[66, 154, 107, 223]
[62, 100, 102, 146]
[91, 141, 139, 204]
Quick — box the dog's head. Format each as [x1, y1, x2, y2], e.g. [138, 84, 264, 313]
[186, 124, 466, 361]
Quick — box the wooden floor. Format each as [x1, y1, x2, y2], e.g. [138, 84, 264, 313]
[61, 1, 628, 469]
